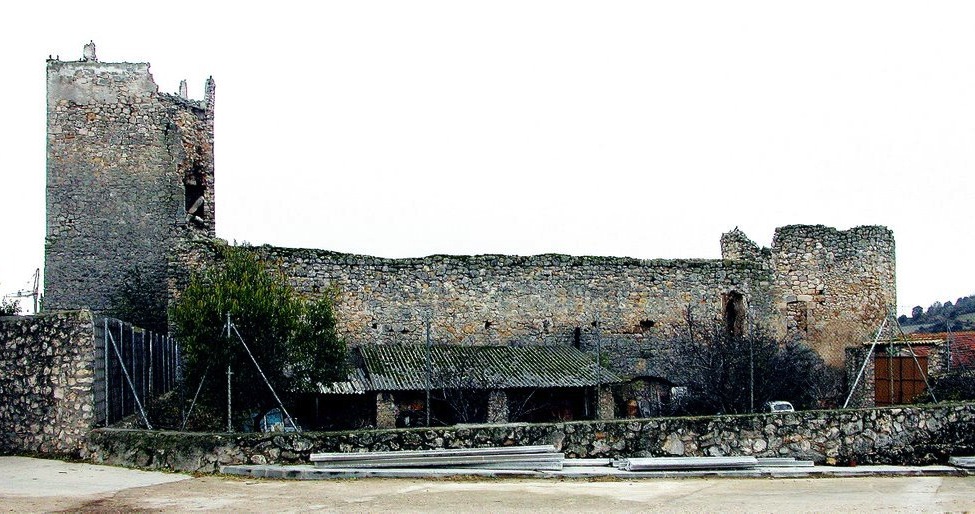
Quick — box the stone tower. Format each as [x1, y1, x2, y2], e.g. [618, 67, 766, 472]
[45, 44, 215, 321]
[721, 225, 896, 366]
[769, 225, 896, 366]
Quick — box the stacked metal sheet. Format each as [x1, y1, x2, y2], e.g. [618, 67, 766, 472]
[310, 445, 564, 471]
[756, 457, 815, 467]
[613, 456, 816, 471]
[615, 456, 758, 471]
[562, 458, 612, 467]
[948, 456, 975, 469]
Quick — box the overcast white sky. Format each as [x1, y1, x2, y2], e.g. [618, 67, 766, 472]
[1, 1, 973, 316]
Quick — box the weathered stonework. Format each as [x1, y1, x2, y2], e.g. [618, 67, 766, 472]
[257, 246, 779, 349]
[486, 390, 509, 424]
[768, 225, 896, 366]
[845, 346, 877, 409]
[83, 402, 975, 472]
[236, 224, 893, 375]
[721, 225, 896, 366]
[45, 48, 896, 387]
[597, 386, 615, 420]
[375, 393, 397, 429]
[0, 311, 96, 455]
[45, 52, 215, 317]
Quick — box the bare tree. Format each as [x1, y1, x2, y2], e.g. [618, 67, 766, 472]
[430, 359, 503, 424]
[662, 306, 841, 415]
[429, 359, 556, 424]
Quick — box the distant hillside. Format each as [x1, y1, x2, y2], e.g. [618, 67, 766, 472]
[899, 294, 975, 333]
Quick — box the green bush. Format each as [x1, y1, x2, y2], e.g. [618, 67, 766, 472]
[0, 298, 20, 316]
[928, 370, 975, 402]
[170, 244, 346, 430]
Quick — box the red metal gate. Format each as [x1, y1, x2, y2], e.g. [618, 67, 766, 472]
[874, 355, 927, 406]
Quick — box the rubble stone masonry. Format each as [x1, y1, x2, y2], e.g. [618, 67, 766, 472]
[45, 55, 214, 315]
[84, 402, 975, 472]
[0, 311, 96, 455]
[242, 223, 894, 371]
[167, 221, 895, 379]
[770, 225, 896, 366]
[258, 246, 779, 348]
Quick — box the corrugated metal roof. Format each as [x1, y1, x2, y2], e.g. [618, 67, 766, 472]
[360, 344, 621, 391]
[315, 367, 370, 395]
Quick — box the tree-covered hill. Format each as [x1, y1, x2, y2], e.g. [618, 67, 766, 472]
[899, 294, 975, 333]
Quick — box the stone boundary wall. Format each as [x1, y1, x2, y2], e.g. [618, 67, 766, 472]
[84, 402, 975, 473]
[0, 311, 96, 455]
[255, 245, 779, 351]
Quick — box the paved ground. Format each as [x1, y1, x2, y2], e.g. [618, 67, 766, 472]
[2, 457, 975, 512]
[221, 462, 968, 479]
[0, 456, 189, 512]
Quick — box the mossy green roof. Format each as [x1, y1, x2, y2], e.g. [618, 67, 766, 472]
[348, 344, 621, 392]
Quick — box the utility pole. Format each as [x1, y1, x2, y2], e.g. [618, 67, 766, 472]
[946, 320, 953, 372]
[225, 313, 232, 432]
[226, 364, 233, 432]
[595, 314, 602, 387]
[5, 268, 40, 314]
[749, 337, 754, 413]
[425, 315, 432, 427]
[595, 313, 602, 418]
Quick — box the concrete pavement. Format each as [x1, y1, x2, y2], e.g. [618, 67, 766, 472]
[221, 462, 969, 480]
[2, 456, 974, 512]
[0, 456, 189, 496]
[0, 456, 190, 512]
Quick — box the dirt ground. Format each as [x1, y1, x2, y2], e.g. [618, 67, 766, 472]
[5, 472, 975, 512]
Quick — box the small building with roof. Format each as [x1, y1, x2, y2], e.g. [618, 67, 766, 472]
[305, 344, 620, 429]
[846, 330, 975, 408]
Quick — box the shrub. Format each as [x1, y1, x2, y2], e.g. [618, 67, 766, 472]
[170, 244, 345, 430]
[0, 298, 20, 316]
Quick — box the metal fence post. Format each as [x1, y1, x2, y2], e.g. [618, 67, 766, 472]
[165, 335, 171, 392]
[118, 320, 125, 418]
[104, 318, 110, 424]
[130, 324, 136, 411]
[148, 332, 154, 399]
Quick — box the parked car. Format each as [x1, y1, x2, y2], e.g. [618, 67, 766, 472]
[764, 401, 795, 413]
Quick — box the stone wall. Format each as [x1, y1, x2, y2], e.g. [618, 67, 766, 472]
[257, 245, 778, 352]
[720, 225, 897, 367]
[45, 48, 214, 316]
[83, 402, 975, 472]
[167, 224, 895, 381]
[0, 311, 96, 455]
[845, 346, 876, 409]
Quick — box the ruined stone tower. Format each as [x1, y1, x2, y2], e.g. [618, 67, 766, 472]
[45, 43, 215, 318]
[721, 225, 897, 366]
